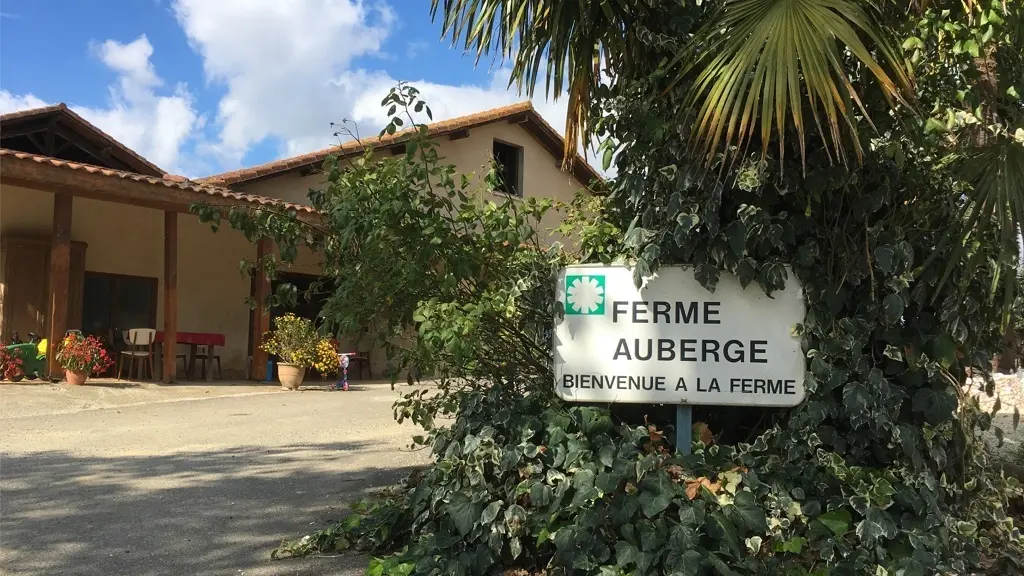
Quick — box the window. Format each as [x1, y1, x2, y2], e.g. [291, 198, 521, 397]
[492, 140, 524, 197]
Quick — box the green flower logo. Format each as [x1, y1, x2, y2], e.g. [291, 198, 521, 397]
[565, 274, 606, 315]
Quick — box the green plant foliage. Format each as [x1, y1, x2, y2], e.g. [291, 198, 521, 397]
[201, 2, 1024, 566]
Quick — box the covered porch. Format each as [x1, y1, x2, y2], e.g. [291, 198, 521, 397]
[0, 148, 318, 383]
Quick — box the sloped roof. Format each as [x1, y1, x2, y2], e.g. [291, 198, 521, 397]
[0, 103, 164, 176]
[198, 101, 603, 187]
[0, 149, 317, 215]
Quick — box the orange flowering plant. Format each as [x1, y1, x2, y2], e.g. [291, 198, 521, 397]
[55, 333, 114, 375]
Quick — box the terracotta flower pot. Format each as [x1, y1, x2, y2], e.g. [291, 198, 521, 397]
[65, 369, 88, 386]
[277, 362, 305, 391]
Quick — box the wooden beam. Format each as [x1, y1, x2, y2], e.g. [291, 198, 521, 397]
[162, 211, 178, 383]
[389, 145, 405, 156]
[25, 132, 46, 152]
[506, 113, 530, 124]
[0, 153, 323, 225]
[448, 129, 470, 141]
[53, 125, 134, 171]
[0, 119, 52, 139]
[44, 117, 58, 156]
[46, 194, 72, 380]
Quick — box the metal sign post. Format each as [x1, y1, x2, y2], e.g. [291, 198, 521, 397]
[676, 404, 692, 455]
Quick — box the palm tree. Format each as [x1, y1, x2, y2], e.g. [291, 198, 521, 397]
[431, 0, 1024, 314]
[431, 0, 913, 168]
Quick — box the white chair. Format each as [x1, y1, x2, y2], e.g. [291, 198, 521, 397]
[118, 329, 156, 381]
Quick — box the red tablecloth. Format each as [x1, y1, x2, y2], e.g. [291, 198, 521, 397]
[155, 331, 225, 347]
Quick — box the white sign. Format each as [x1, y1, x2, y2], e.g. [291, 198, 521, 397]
[554, 265, 806, 407]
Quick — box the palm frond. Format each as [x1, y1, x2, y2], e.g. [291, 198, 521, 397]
[676, 0, 915, 170]
[430, 0, 636, 166]
[935, 136, 1024, 326]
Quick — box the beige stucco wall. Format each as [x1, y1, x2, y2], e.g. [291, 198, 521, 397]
[0, 185, 257, 377]
[237, 121, 588, 242]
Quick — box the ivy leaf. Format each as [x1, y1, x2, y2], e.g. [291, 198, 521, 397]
[736, 258, 757, 288]
[874, 245, 895, 274]
[731, 491, 768, 532]
[705, 511, 743, 557]
[726, 221, 747, 256]
[639, 477, 674, 518]
[778, 536, 807, 553]
[481, 500, 502, 524]
[446, 492, 480, 536]
[883, 345, 904, 362]
[676, 550, 703, 576]
[843, 381, 871, 424]
[572, 469, 598, 506]
[598, 442, 616, 468]
[667, 192, 682, 217]
[855, 507, 897, 546]
[624, 226, 655, 249]
[912, 387, 957, 423]
[882, 294, 904, 323]
[615, 540, 644, 568]
[676, 213, 700, 233]
[817, 509, 852, 535]
[694, 264, 721, 291]
[530, 483, 553, 507]
[510, 536, 523, 559]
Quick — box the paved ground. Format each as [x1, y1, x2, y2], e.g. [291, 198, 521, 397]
[0, 379, 431, 576]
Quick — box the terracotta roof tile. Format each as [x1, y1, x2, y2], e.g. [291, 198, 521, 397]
[0, 103, 68, 121]
[198, 101, 603, 187]
[0, 149, 317, 213]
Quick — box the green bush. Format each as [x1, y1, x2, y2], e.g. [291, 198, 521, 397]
[199, 81, 1024, 575]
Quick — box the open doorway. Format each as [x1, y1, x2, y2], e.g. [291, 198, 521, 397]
[248, 272, 333, 379]
[81, 271, 158, 376]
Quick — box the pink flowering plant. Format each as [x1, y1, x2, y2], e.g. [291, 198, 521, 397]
[55, 333, 114, 375]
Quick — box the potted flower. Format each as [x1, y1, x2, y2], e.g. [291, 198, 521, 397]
[55, 332, 114, 385]
[0, 347, 25, 382]
[262, 314, 337, 390]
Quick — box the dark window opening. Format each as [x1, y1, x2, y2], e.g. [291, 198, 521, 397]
[492, 140, 524, 197]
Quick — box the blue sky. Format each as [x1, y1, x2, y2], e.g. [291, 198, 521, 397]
[0, 0, 569, 177]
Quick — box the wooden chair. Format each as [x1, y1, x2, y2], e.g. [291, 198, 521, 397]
[154, 344, 189, 381]
[118, 329, 156, 381]
[194, 345, 222, 380]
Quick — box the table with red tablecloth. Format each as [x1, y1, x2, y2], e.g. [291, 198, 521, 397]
[155, 331, 225, 381]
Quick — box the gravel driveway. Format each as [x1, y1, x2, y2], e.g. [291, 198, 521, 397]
[0, 380, 431, 576]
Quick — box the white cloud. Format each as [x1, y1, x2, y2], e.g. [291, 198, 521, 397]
[170, 0, 592, 172]
[0, 36, 202, 175]
[0, 91, 48, 114]
[172, 0, 393, 162]
[76, 36, 202, 174]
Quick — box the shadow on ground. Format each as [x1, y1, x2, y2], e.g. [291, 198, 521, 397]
[1, 442, 417, 576]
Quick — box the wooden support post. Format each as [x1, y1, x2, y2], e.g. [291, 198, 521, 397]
[46, 194, 72, 380]
[250, 238, 272, 380]
[162, 211, 178, 383]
